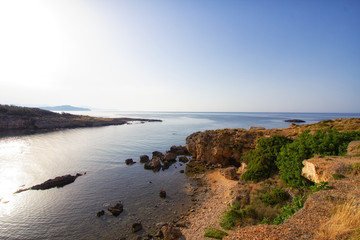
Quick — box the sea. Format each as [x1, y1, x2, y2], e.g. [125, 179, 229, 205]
[0, 112, 359, 239]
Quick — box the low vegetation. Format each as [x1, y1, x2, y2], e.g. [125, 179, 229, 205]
[277, 129, 360, 188]
[314, 198, 360, 240]
[241, 135, 293, 182]
[241, 129, 360, 188]
[260, 188, 290, 206]
[204, 227, 228, 239]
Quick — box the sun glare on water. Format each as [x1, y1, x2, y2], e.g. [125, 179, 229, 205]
[0, 139, 30, 209]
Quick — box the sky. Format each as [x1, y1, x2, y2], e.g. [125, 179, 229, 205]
[0, 0, 359, 112]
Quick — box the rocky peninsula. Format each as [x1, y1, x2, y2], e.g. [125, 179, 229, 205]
[178, 118, 360, 240]
[0, 104, 161, 131]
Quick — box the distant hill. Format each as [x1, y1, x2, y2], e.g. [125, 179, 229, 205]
[40, 105, 91, 111]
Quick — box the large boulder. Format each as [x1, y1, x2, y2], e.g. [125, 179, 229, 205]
[347, 141, 360, 156]
[302, 156, 360, 183]
[222, 167, 237, 180]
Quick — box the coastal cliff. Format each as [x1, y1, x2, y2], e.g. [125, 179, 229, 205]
[186, 118, 360, 166]
[0, 105, 161, 131]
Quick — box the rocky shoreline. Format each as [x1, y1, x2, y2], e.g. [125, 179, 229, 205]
[7, 117, 360, 239]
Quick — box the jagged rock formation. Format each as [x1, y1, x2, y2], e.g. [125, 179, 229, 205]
[186, 118, 360, 166]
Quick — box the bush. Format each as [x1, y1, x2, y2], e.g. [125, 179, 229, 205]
[262, 182, 330, 225]
[204, 228, 228, 239]
[241, 135, 293, 181]
[219, 203, 257, 230]
[276, 130, 360, 188]
[261, 188, 290, 206]
[262, 195, 305, 225]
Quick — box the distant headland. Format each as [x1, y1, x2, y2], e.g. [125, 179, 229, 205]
[39, 105, 91, 111]
[0, 104, 161, 131]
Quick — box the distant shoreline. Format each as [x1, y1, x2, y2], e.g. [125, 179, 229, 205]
[0, 105, 161, 133]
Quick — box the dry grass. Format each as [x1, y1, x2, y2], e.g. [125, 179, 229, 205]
[314, 198, 360, 240]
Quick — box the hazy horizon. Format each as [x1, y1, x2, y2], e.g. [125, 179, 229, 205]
[1, 1, 359, 113]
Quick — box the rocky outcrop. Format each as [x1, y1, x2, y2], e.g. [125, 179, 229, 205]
[185, 129, 281, 166]
[15, 173, 83, 194]
[185, 118, 360, 166]
[302, 156, 360, 183]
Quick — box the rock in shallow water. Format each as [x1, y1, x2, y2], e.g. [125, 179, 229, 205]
[159, 190, 166, 198]
[140, 155, 150, 163]
[108, 201, 123, 217]
[125, 158, 135, 165]
[96, 210, 105, 217]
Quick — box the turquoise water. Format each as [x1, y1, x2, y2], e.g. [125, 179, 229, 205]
[0, 112, 358, 239]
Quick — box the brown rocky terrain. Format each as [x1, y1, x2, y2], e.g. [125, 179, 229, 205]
[186, 118, 360, 166]
[0, 104, 161, 130]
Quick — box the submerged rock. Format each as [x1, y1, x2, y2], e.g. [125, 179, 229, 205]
[108, 201, 123, 217]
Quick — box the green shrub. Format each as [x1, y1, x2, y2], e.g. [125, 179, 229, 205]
[261, 188, 290, 206]
[262, 182, 330, 225]
[219, 203, 257, 230]
[332, 174, 345, 180]
[262, 195, 305, 225]
[276, 130, 360, 188]
[204, 228, 228, 239]
[241, 135, 293, 182]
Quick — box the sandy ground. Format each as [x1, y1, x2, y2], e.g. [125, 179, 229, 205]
[180, 170, 238, 240]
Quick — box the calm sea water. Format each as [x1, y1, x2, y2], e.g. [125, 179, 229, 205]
[0, 112, 359, 239]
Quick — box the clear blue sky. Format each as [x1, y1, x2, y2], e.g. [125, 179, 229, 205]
[0, 0, 359, 112]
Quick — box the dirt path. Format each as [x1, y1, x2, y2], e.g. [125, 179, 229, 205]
[180, 170, 238, 240]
